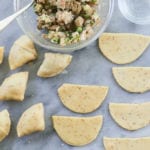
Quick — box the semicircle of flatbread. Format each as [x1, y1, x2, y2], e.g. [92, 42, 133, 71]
[0, 72, 29, 101]
[103, 137, 150, 150]
[99, 33, 150, 64]
[0, 47, 4, 64]
[58, 84, 109, 113]
[0, 109, 11, 142]
[9, 35, 37, 70]
[52, 115, 103, 146]
[17, 103, 45, 137]
[112, 67, 150, 93]
[109, 102, 150, 130]
[37, 53, 72, 78]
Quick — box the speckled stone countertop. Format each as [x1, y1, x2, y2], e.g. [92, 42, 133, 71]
[0, 0, 150, 150]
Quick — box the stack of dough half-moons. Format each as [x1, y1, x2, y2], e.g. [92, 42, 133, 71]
[109, 102, 150, 130]
[99, 33, 150, 64]
[52, 115, 103, 146]
[112, 67, 150, 93]
[103, 137, 150, 150]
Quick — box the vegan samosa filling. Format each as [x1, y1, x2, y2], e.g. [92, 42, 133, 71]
[34, 0, 100, 46]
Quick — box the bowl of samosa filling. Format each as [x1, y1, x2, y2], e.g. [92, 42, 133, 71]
[14, 0, 114, 52]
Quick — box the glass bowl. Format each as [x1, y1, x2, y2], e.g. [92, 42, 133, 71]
[118, 0, 150, 25]
[14, 0, 114, 52]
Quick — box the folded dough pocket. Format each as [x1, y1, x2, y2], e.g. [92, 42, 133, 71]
[0, 72, 29, 101]
[52, 115, 103, 146]
[112, 67, 150, 93]
[103, 137, 150, 150]
[9, 35, 37, 70]
[0, 47, 4, 64]
[17, 103, 45, 137]
[0, 110, 11, 142]
[99, 33, 150, 64]
[37, 53, 72, 78]
[58, 84, 108, 113]
[109, 102, 150, 130]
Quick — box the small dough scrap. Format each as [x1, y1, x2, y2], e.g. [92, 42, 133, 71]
[17, 103, 45, 137]
[0, 110, 11, 142]
[112, 67, 150, 93]
[9, 35, 37, 70]
[58, 83, 108, 113]
[0, 72, 29, 101]
[109, 102, 150, 130]
[0, 47, 4, 64]
[99, 33, 150, 64]
[52, 115, 103, 146]
[103, 137, 150, 150]
[37, 53, 72, 77]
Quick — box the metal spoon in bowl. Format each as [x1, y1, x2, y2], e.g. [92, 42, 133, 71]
[0, 0, 34, 32]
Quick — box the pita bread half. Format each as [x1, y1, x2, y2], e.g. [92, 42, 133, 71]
[99, 33, 150, 64]
[0, 47, 4, 64]
[103, 137, 150, 150]
[37, 53, 72, 78]
[109, 102, 150, 130]
[0, 72, 29, 101]
[52, 115, 103, 146]
[58, 84, 108, 113]
[112, 67, 150, 93]
[9, 35, 37, 70]
[17, 103, 45, 137]
[0, 109, 11, 142]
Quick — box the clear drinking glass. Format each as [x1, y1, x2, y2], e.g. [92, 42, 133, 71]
[118, 0, 150, 25]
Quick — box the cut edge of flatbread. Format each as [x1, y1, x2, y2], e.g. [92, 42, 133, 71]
[99, 33, 150, 64]
[37, 53, 72, 78]
[0, 109, 11, 142]
[0, 47, 4, 64]
[52, 115, 103, 146]
[58, 83, 109, 113]
[0, 72, 29, 101]
[112, 67, 150, 93]
[109, 102, 150, 130]
[9, 35, 37, 70]
[17, 103, 45, 137]
[103, 137, 150, 150]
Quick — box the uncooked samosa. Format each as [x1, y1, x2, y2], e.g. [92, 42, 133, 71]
[0, 47, 4, 64]
[0, 109, 11, 142]
[0, 72, 29, 101]
[37, 53, 72, 77]
[9, 35, 37, 70]
[17, 103, 45, 137]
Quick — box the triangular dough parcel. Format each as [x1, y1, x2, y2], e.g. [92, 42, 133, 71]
[37, 53, 72, 78]
[0, 47, 4, 64]
[99, 33, 150, 64]
[112, 67, 150, 93]
[0, 72, 28, 101]
[52, 115, 103, 146]
[9, 35, 37, 70]
[17, 103, 45, 137]
[58, 84, 108, 113]
[0, 110, 11, 142]
[109, 102, 150, 130]
[103, 137, 150, 150]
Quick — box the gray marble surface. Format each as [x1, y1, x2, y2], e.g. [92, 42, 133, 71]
[0, 0, 150, 150]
